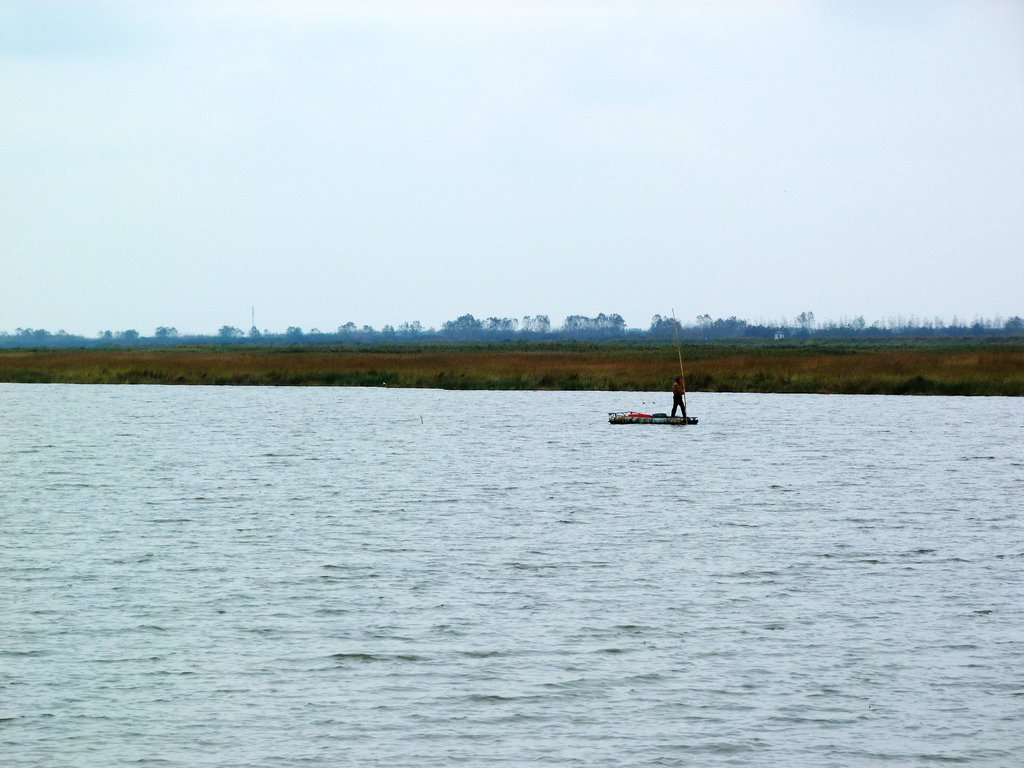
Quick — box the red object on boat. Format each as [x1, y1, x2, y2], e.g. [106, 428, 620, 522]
[627, 413, 653, 418]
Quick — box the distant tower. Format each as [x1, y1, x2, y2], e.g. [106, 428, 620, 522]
[250, 306, 257, 336]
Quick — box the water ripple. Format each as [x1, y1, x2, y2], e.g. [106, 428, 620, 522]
[1, 385, 1022, 767]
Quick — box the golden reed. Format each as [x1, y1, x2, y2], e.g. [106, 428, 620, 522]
[1, 345, 1021, 395]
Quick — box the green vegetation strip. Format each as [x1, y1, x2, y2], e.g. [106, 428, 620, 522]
[1, 342, 1022, 395]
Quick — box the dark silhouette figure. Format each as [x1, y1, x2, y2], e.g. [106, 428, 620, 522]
[671, 377, 686, 418]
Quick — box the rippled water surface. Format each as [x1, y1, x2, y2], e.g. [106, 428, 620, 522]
[2, 385, 1023, 766]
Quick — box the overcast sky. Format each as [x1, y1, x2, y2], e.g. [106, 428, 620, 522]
[2, 0, 1022, 335]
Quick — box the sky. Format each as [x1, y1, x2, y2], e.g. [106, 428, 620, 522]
[2, 0, 1022, 335]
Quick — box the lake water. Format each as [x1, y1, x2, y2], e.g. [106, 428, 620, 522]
[2, 384, 1022, 767]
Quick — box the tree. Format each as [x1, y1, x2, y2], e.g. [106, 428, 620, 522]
[117, 329, 140, 340]
[600, 313, 626, 335]
[441, 314, 483, 338]
[1005, 316, 1023, 332]
[485, 317, 518, 333]
[649, 315, 681, 338]
[560, 313, 626, 339]
[285, 326, 304, 339]
[710, 316, 747, 338]
[155, 326, 178, 339]
[218, 325, 243, 338]
[521, 315, 550, 333]
[16, 328, 52, 341]
[397, 321, 423, 335]
[561, 315, 588, 334]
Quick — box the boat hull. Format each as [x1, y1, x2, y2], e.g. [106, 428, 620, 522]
[608, 413, 698, 425]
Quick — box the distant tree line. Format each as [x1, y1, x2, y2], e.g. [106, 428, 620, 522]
[2, 312, 1022, 348]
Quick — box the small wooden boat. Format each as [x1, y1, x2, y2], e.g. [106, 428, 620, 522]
[609, 412, 698, 425]
[612, 310, 698, 426]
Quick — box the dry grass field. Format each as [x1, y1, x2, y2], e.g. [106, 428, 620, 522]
[1, 343, 1021, 395]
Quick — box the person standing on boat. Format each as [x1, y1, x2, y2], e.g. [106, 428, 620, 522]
[671, 376, 686, 418]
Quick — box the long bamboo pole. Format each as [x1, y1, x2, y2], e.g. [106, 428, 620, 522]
[671, 308, 687, 413]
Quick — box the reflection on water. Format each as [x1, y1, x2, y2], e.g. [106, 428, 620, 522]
[2, 385, 1023, 767]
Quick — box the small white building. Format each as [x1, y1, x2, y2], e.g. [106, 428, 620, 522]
[774, 330, 786, 340]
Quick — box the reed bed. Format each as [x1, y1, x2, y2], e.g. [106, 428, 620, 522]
[1, 345, 1021, 395]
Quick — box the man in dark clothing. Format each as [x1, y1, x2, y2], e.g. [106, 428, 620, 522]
[671, 376, 686, 418]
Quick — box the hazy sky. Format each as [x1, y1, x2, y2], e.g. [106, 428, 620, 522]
[2, 0, 1022, 335]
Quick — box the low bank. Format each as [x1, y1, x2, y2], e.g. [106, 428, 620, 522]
[1, 343, 1022, 396]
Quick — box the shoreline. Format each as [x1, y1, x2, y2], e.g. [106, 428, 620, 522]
[2, 343, 1021, 396]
